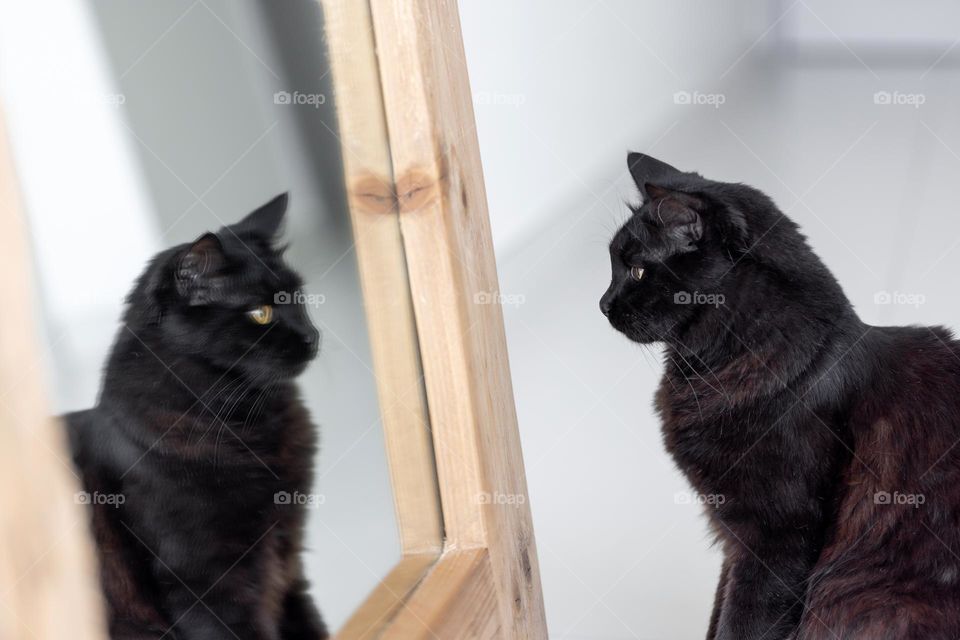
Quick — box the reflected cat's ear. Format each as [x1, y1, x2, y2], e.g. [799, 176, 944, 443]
[627, 152, 680, 201]
[175, 233, 227, 305]
[231, 192, 288, 239]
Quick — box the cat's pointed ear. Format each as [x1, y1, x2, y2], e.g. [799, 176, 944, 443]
[627, 153, 681, 200]
[654, 197, 704, 254]
[231, 193, 288, 239]
[175, 233, 227, 305]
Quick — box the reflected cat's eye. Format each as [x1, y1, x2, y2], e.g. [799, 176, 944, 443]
[630, 266, 645, 282]
[247, 305, 273, 325]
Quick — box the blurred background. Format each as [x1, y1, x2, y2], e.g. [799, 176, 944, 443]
[462, 1, 960, 638]
[3, 0, 960, 638]
[0, 0, 399, 631]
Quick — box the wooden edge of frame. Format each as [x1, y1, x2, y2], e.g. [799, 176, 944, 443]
[320, 0, 443, 556]
[322, 1, 446, 637]
[0, 109, 105, 638]
[369, 0, 548, 637]
[381, 549, 501, 640]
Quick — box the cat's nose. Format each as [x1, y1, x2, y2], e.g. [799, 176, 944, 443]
[599, 291, 613, 316]
[303, 328, 321, 350]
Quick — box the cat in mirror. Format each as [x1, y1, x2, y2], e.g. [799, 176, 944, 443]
[67, 194, 327, 639]
[602, 154, 960, 639]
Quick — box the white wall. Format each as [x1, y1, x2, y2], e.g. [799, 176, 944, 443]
[0, 0, 159, 410]
[459, 0, 767, 258]
[781, 0, 960, 46]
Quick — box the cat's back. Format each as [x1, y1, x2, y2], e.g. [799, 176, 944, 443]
[859, 323, 960, 420]
[845, 323, 960, 486]
[62, 406, 140, 503]
[63, 408, 97, 471]
[797, 324, 960, 638]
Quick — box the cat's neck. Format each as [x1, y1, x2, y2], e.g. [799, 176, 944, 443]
[663, 261, 865, 392]
[100, 327, 290, 412]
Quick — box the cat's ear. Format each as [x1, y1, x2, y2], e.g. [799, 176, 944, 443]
[175, 233, 227, 305]
[627, 152, 680, 200]
[231, 192, 288, 239]
[654, 197, 704, 253]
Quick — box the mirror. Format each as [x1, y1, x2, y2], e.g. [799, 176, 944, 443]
[0, 0, 440, 635]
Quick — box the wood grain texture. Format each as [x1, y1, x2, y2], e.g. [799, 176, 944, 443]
[322, 1, 447, 638]
[381, 549, 500, 640]
[369, 0, 548, 637]
[0, 108, 106, 639]
[321, 0, 443, 557]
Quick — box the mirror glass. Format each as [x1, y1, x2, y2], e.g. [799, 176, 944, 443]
[0, 0, 430, 633]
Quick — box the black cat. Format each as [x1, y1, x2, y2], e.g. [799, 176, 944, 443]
[66, 194, 327, 639]
[601, 154, 960, 639]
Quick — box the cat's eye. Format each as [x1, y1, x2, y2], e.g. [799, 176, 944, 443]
[629, 266, 645, 282]
[247, 305, 273, 325]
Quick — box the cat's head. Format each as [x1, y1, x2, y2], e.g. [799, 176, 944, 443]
[600, 153, 774, 344]
[126, 193, 320, 381]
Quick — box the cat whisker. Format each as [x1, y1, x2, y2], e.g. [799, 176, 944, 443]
[242, 377, 280, 434]
[671, 343, 726, 399]
[201, 376, 254, 449]
[660, 348, 703, 421]
[190, 376, 245, 446]
[214, 379, 259, 454]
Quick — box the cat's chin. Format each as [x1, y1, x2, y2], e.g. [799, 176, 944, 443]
[606, 315, 663, 345]
[252, 361, 312, 383]
[622, 329, 662, 345]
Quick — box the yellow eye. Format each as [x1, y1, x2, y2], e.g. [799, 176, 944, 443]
[247, 305, 273, 325]
[630, 266, 645, 281]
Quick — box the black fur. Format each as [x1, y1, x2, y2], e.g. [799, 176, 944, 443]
[602, 155, 960, 639]
[66, 194, 327, 639]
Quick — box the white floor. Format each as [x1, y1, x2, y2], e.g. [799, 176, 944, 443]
[493, 59, 960, 639]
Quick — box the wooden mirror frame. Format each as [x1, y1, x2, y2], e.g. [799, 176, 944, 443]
[0, 1, 547, 638]
[324, 0, 547, 637]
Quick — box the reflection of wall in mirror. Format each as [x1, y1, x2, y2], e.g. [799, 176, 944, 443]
[0, 1, 159, 411]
